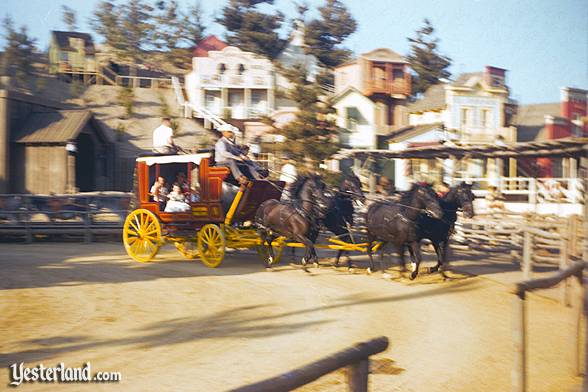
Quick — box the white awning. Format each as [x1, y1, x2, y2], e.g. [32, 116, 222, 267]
[136, 153, 211, 166]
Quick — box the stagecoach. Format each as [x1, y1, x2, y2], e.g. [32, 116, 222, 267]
[122, 153, 286, 266]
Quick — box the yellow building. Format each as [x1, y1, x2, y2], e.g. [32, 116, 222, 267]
[48, 31, 96, 75]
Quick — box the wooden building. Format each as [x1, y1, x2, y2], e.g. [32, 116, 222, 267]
[48, 31, 97, 75]
[0, 88, 114, 194]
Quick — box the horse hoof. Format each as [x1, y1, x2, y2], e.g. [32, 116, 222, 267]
[382, 272, 392, 280]
[268, 256, 274, 264]
[429, 266, 439, 274]
[367, 267, 373, 275]
[410, 271, 417, 280]
[265, 267, 273, 272]
[348, 267, 354, 274]
[313, 262, 319, 269]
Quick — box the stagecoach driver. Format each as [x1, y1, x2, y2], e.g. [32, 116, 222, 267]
[152, 117, 178, 154]
[215, 125, 261, 184]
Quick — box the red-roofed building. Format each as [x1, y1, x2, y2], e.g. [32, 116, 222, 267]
[192, 35, 227, 58]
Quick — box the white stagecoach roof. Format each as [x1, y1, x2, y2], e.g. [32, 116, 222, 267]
[136, 153, 211, 166]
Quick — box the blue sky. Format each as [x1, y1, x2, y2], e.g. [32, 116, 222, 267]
[1, 0, 587, 104]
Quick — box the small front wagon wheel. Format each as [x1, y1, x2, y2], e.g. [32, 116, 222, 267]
[123, 209, 161, 262]
[198, 224, 226, 268]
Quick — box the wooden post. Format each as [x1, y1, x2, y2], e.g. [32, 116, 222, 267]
[529, 178, 537, 207]
[512, 289, 527, 392]
[575, 273, 584, 376]
[346, 359, 369, 392]
[560, 236, 571, 306]
[584, 286, 588, 390]
[523, 229, 532, 280]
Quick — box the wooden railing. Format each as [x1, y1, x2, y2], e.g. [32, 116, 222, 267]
[510, 261, 587, 392]
[0, 194, 131, 243]
[230, 336, 389, 392]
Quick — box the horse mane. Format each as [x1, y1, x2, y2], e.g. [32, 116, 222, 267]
[290, 175, 309, 199]
[399, 183, 419, 204]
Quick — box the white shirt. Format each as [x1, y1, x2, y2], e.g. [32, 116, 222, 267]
[279, 163, 297, 183]
[153, 124, 173, 148]
[214, 136, 241, 163]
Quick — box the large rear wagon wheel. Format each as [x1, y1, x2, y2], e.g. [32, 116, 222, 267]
[123, 209, 161, 262]
[197, 224, 226, 268]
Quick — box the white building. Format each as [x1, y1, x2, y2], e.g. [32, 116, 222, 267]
[385, 66, 518, 189]
[184, 23, 319, 126]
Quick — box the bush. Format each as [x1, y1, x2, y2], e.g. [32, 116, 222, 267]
[117, 86, 134, 118]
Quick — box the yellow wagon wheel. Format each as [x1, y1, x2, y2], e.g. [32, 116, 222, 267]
[197, 224, 226, 268]
[175, 240, 198, 259]
[123, 209, 161, 262]
[257, 240, 285, 267]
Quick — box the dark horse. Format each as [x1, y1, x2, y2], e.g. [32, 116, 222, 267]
[322, 174, 365, 269]
[255, 175, 330, 271]
[366, 183, 443, 279]
[404, 182, 475, 277]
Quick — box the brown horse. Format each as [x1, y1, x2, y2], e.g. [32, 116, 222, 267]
[366, 183, 443, 279]
[255, 175, 330, 271]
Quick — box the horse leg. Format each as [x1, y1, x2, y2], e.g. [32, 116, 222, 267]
[398, 245, 407, 271]
[407, 241, 423, 280]
[265, 234, 277, 268]
[295, 235, 313, 273]
[429, 241, 443, 274]
[366, 234, 376, 274]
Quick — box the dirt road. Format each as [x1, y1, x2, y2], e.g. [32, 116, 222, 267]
[0, 243, 582, 391]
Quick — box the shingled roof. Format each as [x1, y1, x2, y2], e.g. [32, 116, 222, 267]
[513, 103, 562, 142]
[407, 84, 447, 113]
[51, 31, 95, 55]
[450, 72, 484, 87]
[14, 110, 97, 144]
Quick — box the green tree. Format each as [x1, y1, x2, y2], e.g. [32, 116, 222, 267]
[118, 86, 135, 117]
[153, 0, 182, 50]
[406, 18, 452, 96]
[91, 1, 126, 57]
[61, 5, 78, 30]
[304, 0, 357, 68]
[273, 65, 340, 164]
[182, 0, 206, 47]
[1, 16, 37, 86]
[120, 0, 154, 64]
[216, 0, 286, 60]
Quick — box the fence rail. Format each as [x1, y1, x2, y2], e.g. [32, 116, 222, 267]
[510, 261, 586, 392]
[0, 194, 131, 242]
[230, 336, 389, 392]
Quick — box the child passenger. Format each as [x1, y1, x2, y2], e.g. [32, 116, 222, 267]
[164, 183, 191, 212]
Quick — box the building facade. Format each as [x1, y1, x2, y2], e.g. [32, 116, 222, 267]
[384, 66, 517, 188]
[49, 31, 96, 75]
[333, 48, 412, 149]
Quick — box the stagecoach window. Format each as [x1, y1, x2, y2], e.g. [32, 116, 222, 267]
[218, 63, 226, 74]
[238, 64, 246, 75]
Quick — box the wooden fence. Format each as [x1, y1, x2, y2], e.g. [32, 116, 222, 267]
[230, 336, 389, 392]
[510, 261, 586, 392]
[0, 194, 131, 243]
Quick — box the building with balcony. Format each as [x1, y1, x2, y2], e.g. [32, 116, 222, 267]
[333, 48, 412, 149]
[49, 31, 96, 75]
[382, 66, 518, 188]
[185, 45, 275, 120]
[184, 25, 319, 131]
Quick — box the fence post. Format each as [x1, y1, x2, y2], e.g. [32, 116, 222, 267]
[512, 288, 527, 392]
[523, 229, 532, 280]
[346, 359, 369, 392]
[575, 272, 585, 377]
[560, 236, 571, 306]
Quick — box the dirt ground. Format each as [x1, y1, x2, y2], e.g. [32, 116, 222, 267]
[0, 242, 583, 391]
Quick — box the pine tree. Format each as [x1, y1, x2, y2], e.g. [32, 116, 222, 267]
[406, 19, 452, 96]
[216, 0, 286, 60]
[153, 0, 183, 51]
[274, 65, 340, 164]
[182, 0, 206, 47]
[91, 1, 126, 58]
[304, 0, 357, 68]
[120, 0, 154, 64]
[61, 5, 78, 31]
[1, 16, 37, 86]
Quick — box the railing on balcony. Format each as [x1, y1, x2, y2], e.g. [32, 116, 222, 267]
[198, 74, 273, 88]
[364, 78, 411, 96]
